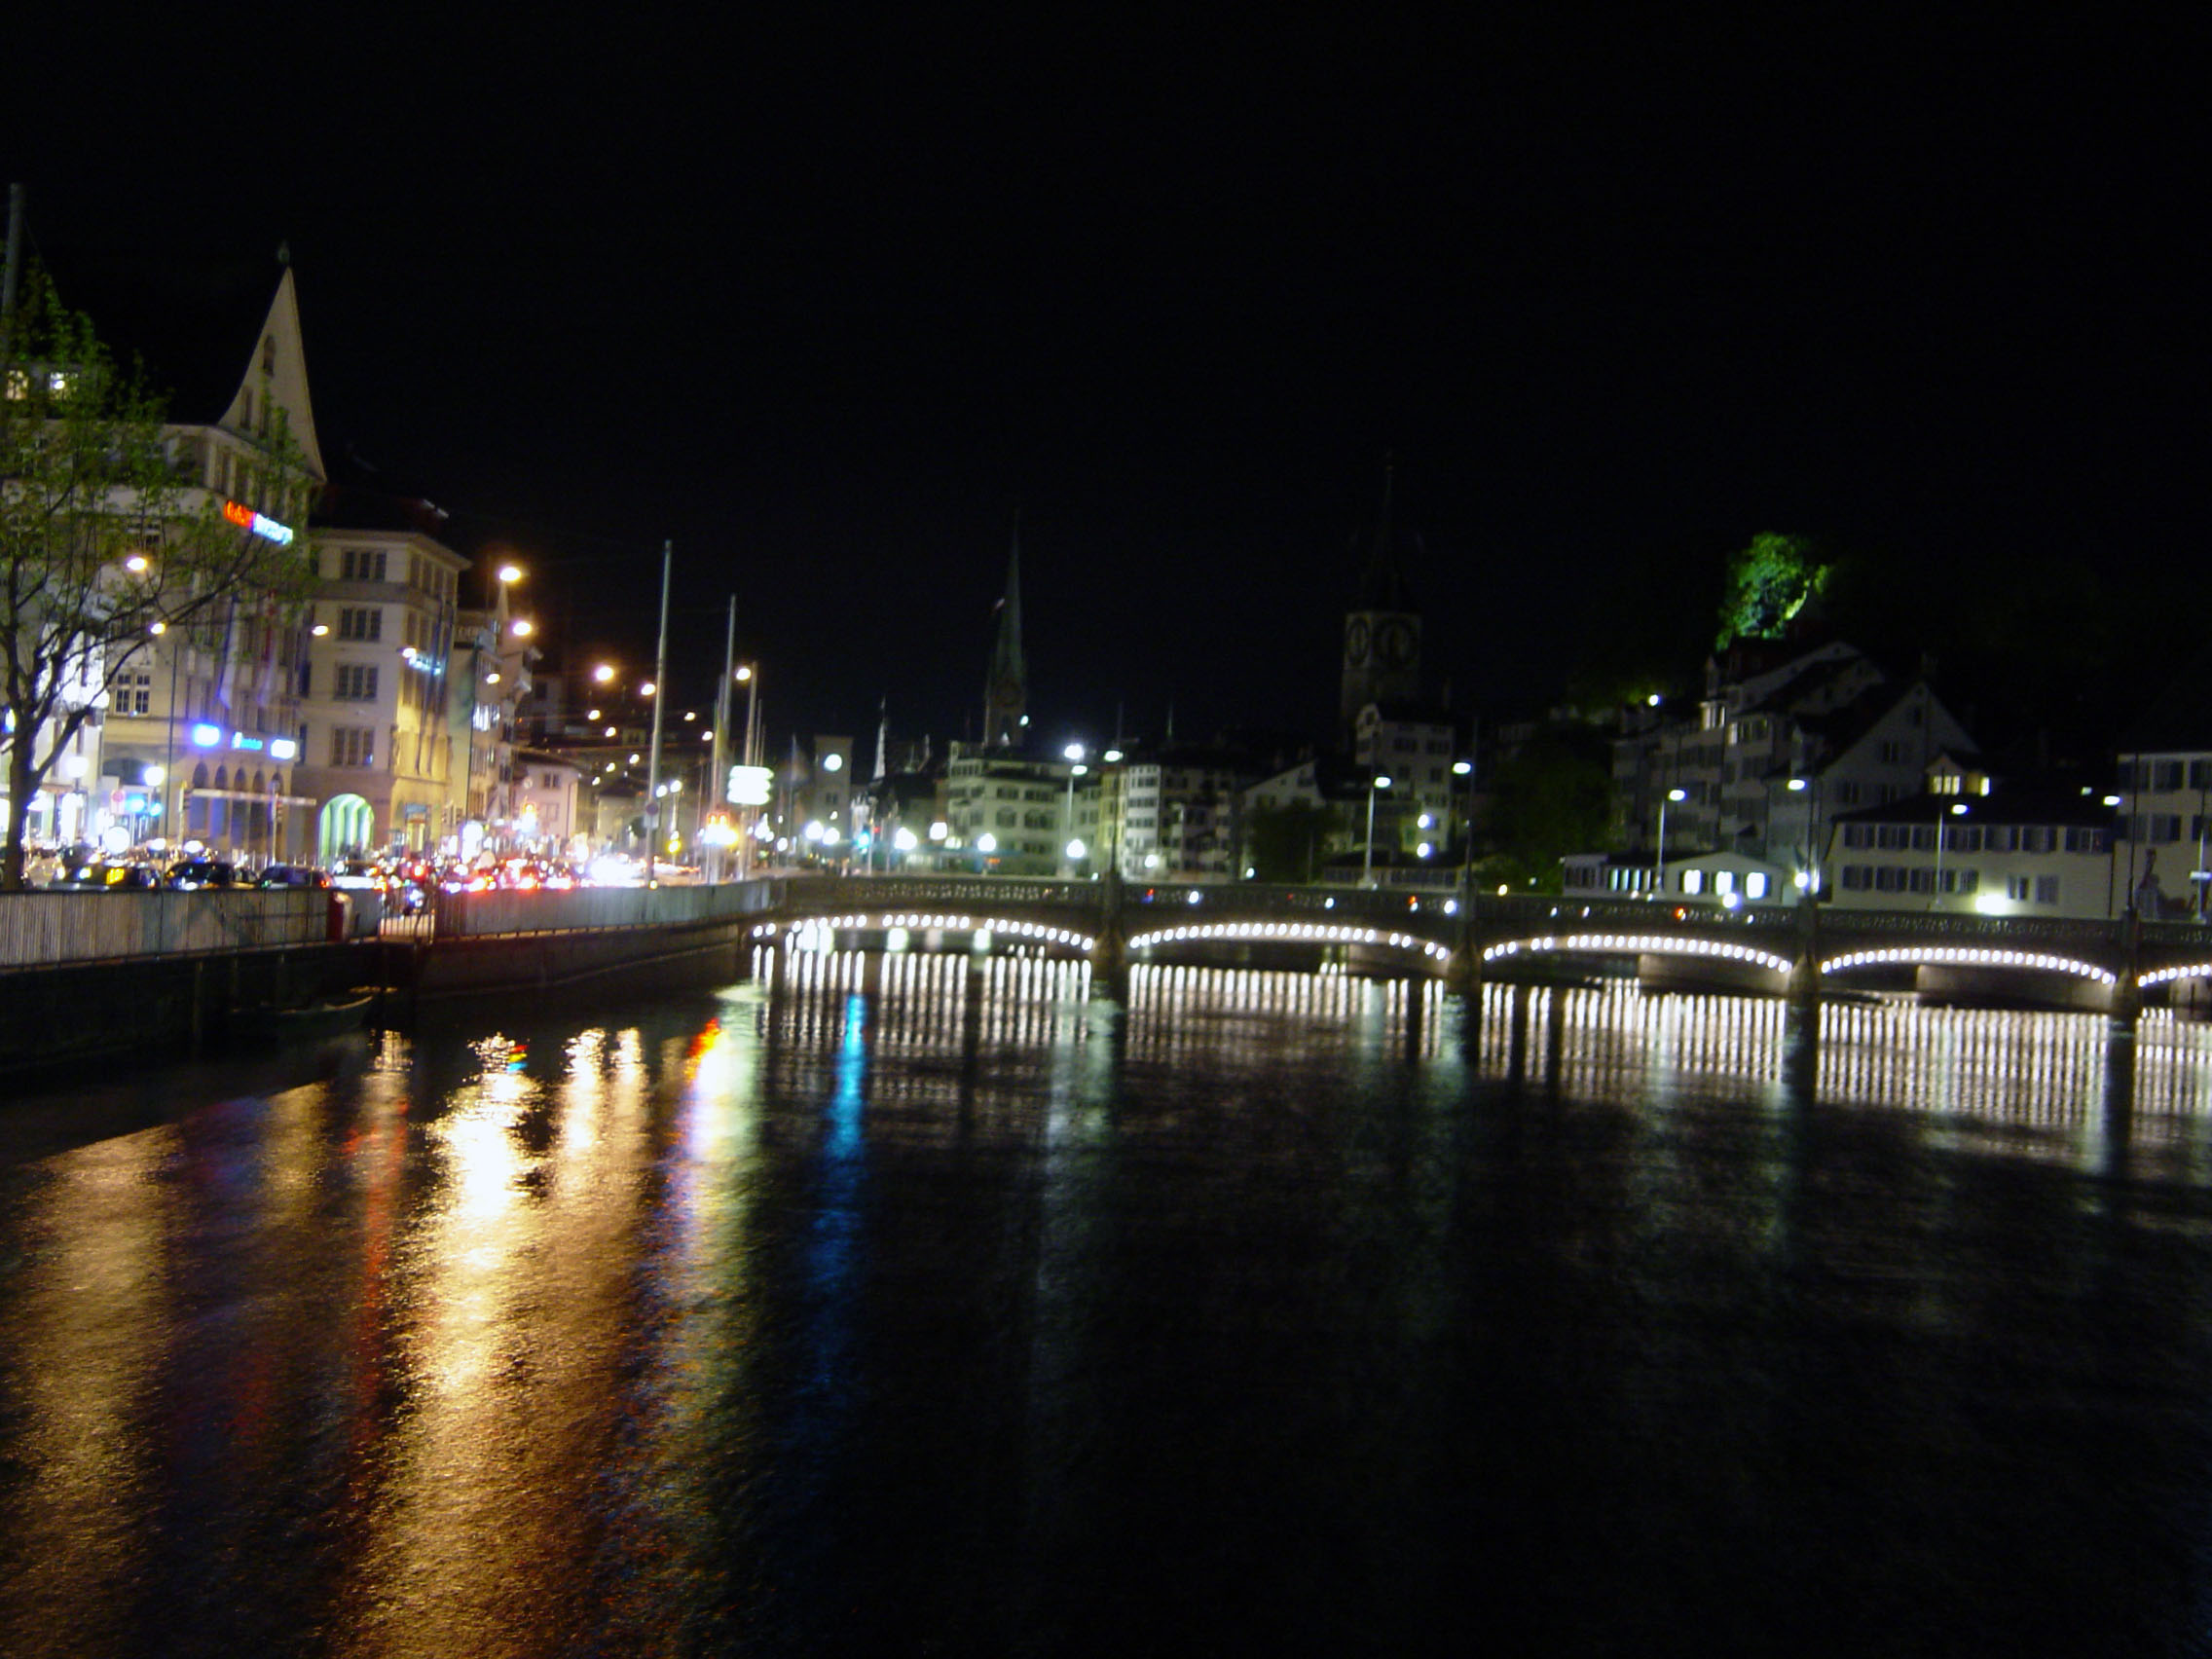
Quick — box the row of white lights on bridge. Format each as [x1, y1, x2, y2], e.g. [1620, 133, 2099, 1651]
[1128, 921, 1452, 961]
[752, 915, 1097, 951]
[744, 915, 2161, 989]
[2140, 962, 2212, 987]
[1484, 935, 1794, 975]
[1820, 946, 2116, 985]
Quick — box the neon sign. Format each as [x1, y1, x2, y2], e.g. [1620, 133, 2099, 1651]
[221, 499, 296, 546]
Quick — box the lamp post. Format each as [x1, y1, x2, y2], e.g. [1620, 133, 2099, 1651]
[737, 663, 761, 878]
[1786, 774, 1824, 901]
[1653, 787, 1686, 901]
[1363, 773, 1392, 887]
[1101, 747, 1124, 875]
[1062, 743, 1086, 875]
[1452, 757, 1475, 877]
[490, 564, 523, 848]
[1932, 799, 1969, 910]
[2196, 769, 2209, 921]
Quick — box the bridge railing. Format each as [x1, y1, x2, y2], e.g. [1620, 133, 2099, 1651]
[430, 880, 778, 940]
[0, 890, 333, 968]
[788, 873, 1106, 914]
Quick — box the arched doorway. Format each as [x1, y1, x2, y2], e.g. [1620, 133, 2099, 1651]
[318, 794, 376, 864]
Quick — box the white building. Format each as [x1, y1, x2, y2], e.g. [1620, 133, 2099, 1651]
[1116, 749, 1259, 879]
[1615, 642, 1977, 890]
[1350, 700, 1460, 842]
[295, 513, 467, 859]
[1825, 781, 2120, 920]
[943, 741, 1089, 875]
[86, 260, 327, 865]
[508, 750, 583, 855]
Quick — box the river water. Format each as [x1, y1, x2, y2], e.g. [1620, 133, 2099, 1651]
[5, 957, 2212, 1656]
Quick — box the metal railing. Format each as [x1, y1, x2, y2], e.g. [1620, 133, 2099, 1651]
[0, 890, 335, 969]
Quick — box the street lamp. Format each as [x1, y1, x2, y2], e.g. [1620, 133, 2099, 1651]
[1932, 799, 1969, 910]
[1787, 775, 1824, 899]
[1062, 744, 1088, 875]
[1452, 757, 1475, 875]
[1654, 787, 1687, 901]
[1363, 773, 1392, 886]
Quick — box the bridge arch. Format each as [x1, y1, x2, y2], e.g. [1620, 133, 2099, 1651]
[1483, 933, 1794, 976]
[752, 909, 1097, 956]
[2142, 962, 2212, 989]
[1819, 945, 2116, 986]
[1126, 918, 1454, 968]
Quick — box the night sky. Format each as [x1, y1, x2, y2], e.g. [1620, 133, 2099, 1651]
[9, 15, 2198, 756]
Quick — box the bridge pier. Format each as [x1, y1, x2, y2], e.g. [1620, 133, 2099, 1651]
[1088, 867, 1129, 992]
[2109, 908, 2143, 1030]
[1784, 902, 1823, 1085]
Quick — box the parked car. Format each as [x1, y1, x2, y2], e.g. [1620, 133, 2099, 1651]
[256, 864, 333, 890]
[54, 859, 163, 891]
[166, 859, 238, 890]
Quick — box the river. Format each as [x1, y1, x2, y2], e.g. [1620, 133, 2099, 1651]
[4, 957, 2211, 1656]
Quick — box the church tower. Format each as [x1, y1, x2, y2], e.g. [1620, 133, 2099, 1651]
[982, 511, 1027, 747]
[1339, 457, 1422, 735]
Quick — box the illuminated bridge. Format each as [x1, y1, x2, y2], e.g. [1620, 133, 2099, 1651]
[744, 872, 2212, 1017]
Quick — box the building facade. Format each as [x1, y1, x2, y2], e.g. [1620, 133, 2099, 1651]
[295, 520, 467, 859]
[88, 263, 327, 866]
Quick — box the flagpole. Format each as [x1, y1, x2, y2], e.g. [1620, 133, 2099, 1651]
[709, 596, 734, 883]
[644, 540, 671, 886]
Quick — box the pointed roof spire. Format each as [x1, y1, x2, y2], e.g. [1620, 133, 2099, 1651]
[982, 504, 1028, 747]
[1354, 450, 1414, 611]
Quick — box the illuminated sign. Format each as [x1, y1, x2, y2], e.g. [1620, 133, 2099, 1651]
[191, 723, 222, 748]
[269, 738, 298, 760]
[221, 498, 296, 546]
[231, 734, 264, 752]
[727, 764, 773, 806]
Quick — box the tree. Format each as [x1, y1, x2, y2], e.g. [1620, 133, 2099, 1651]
[1715, 533, 1832, 649]
[1241, 799, 1334, 882]
[1484, 726, 1613, 891]
[1, 271, 315, 888]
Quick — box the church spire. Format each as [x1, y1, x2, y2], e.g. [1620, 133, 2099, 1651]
[982, 507, 1027, 747]
[1340, 453, 1423, 736]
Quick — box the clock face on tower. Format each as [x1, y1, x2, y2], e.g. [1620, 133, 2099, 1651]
[1344, 616, 1372, 667]
[1376, 617, 1416, 671]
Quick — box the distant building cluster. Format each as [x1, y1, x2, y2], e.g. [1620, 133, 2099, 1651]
[1578, 634, 2205, 921]
[7, 244, 2195, 915]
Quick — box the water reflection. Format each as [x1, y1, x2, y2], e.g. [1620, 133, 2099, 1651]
[6, 962, 2212, 1654]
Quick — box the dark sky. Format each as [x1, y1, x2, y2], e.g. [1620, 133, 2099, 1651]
[9, 15, 2198, 755]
